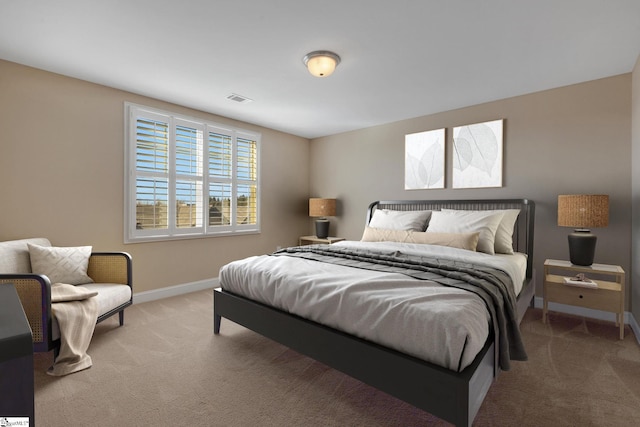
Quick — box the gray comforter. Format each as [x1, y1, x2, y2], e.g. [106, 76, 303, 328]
[273, 244, 527, 370]
[220, 240, 528, 371]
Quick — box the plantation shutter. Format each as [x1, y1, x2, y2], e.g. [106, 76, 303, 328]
[126, 103, 260, 242]
[135, 116, 169, 230]
[236, 135, 258, 226]
[208, 130, 233, 227]
[175, 121, 204, 230]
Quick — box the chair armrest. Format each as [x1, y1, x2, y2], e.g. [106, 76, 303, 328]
[0, 274, 53, 351]
[87, 252, 132, 287]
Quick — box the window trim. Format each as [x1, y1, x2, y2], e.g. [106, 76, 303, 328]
[124, 102, 261, 243]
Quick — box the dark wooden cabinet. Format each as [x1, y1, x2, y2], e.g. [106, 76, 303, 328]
[0, 283, 35, 425]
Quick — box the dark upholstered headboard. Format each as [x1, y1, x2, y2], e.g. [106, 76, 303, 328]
[366, 199, 535, 278]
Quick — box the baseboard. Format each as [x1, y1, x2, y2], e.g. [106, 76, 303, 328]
[133, 278, 219, 304]
[630, 313, 640, 345]
[533, 296, 639, 343]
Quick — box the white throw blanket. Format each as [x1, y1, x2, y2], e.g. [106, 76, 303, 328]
[48, 283, 99, 376]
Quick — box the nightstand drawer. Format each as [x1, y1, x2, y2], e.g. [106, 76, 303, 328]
[543, 259, 625, 339]
[545, 283, 621, 312]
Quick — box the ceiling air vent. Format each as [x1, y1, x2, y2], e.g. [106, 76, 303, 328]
[226, 93, 253, 104]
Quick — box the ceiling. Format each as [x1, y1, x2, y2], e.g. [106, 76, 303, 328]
[1, 1, 639, 139]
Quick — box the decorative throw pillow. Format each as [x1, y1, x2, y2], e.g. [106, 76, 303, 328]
[426, 210, 504, 255]
[369, 209, 432, 231]
[28, 244, 94, 285]
[361, 227, 479, 251]
[442, 209, 520, 254]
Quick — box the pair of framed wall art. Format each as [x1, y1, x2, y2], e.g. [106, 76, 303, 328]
[404, 119, 503, 190]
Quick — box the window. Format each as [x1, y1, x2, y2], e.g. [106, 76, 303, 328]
[125, 103, 260, 243]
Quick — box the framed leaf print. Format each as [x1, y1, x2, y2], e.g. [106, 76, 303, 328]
[452, 119, 503, 188]
[405, 128, 445, 190]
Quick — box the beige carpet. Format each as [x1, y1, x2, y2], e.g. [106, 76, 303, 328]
[34, 289, 640, 426]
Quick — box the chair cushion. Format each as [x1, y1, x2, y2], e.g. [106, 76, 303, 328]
[81, 283, 132, 316]
[51, 283, 132, 340]
[0, 238, 51, 274]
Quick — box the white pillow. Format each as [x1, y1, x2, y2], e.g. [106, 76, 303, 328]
[427, 210, 504, 254]
[442, 209, 520, 254]
[369, 209, 432, 231]
[28, 243, 94, 285]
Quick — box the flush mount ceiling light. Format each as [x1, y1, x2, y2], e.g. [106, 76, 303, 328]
[302, 50, 341, 77]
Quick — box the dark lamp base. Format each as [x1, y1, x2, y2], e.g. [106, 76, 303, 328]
[315, 219, 330, 239]
[568, 230, 597, 266]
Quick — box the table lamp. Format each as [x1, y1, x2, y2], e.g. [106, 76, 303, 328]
[309, 198, 336, 239]
[557, 194, 609, 266]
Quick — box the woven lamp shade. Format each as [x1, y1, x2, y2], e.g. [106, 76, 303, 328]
[557, 195, 609, 229]
[309, 198, 336, 217]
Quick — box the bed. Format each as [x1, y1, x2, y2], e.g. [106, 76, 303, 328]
[214, 198, 535, 427]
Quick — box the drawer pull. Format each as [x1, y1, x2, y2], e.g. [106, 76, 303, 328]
[579, 295, 583, 299]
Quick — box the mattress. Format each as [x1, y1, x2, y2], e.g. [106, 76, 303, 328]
[219, 240, 526, 372]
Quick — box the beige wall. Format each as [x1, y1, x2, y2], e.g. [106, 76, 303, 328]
[0, 60, 310, 293]
[310, 74, 633, 308]
[1, 58, 635, 311]
[632, 55, 640, 319]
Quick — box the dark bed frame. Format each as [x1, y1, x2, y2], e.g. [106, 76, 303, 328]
[214, 199, 535, 427]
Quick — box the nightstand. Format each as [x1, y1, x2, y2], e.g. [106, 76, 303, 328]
[543, 259, 625, 339]
[299, 236, 345, 246]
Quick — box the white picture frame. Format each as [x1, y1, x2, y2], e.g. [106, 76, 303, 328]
[404, 128, 445, 190]
[452, 119, 503, 188]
